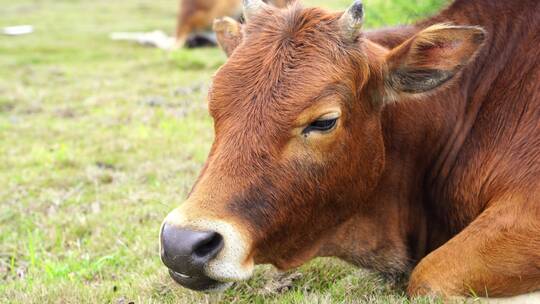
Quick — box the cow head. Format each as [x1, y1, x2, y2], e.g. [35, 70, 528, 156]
[161, 0, 485, 292]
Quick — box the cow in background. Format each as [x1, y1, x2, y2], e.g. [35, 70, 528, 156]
[176, 0, 291, 48]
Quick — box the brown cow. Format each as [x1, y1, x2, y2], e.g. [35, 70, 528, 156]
[175, 0, 291, 48]
[161, 0, 540, 299]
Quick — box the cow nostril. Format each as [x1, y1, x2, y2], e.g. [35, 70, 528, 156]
[160, 224, 224, 277]
[160, 224, 228, 291]
[194, 232, 223, 259]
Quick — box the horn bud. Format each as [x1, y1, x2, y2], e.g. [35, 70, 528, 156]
[243, 0, 268, 21]
[339, 0, 364, 41]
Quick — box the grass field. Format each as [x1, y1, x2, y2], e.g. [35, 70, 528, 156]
[1, 0, 447, 303]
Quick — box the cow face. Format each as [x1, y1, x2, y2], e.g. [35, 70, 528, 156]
[161, 0, 485, 292]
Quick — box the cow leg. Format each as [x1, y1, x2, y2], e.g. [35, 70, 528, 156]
[408, 198, 540, 298]
[175, 0, 189, 48]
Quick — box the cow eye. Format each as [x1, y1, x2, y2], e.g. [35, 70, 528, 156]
[302, 117, 338, 134]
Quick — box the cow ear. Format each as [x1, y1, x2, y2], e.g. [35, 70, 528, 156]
[213, 17, 244, 57]
[384, 23, 485, 98]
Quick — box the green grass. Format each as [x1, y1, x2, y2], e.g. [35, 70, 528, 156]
[0, 0, 446, 302]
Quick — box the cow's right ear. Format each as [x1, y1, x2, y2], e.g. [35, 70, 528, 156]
[213, 17, 244, 57]
[383, 23, 485, 101]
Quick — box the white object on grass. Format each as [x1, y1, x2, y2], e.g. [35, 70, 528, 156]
[109, 30, 175, 50]
[3, 25, 34, 36]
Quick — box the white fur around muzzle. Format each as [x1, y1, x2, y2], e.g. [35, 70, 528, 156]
[162, 208, 254, 282]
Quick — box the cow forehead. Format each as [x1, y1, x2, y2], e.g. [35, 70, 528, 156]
[209, 7, 356, 127]
[210, 61, 336, 126]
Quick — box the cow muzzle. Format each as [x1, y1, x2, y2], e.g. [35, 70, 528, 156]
[160, 207, 254, 292]
[160, 224, 226, 291]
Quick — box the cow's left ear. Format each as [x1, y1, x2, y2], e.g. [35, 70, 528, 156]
[384, 23, 485, 98]
[213, 17, 244, 57]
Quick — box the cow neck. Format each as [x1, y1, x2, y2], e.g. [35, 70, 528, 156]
[378, 0, 535, 258]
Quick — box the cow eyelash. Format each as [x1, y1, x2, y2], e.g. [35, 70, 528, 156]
[302, 117, 338, 134]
